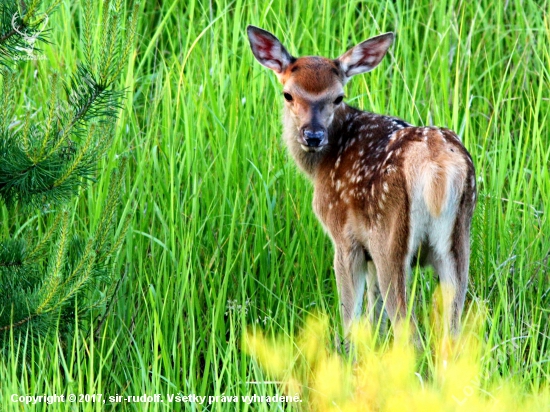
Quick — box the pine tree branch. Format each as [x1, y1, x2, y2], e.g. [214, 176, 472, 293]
[0, 0, 50, 65]
[0, 314, 35, 332]
[53, 76, 103, 153]
[82, 0, 94, 66]
[1, 0, 137, 353]
[26, 212, 64, 262]
[0, 261, 22, 267]
[35, 210, 69, 313]
[50, 67, 122, 156]
[0, 28, 17, 44]
[53, 124, 95, 188]
[0, 68, 15, 134]
[37, 72, 60, 160]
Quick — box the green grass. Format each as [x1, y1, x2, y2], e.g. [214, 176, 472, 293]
[1, 0, 549, 411]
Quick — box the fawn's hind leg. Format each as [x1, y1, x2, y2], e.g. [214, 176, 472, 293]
[366, 208, 423, 344]
[366, 261, 387, 332]
[430, 218, 471, 336]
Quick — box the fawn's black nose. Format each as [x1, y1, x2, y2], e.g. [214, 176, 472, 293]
[303, 130, 325, 147]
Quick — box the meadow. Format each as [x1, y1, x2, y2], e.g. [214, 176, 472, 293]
[1, 0, 549, 411]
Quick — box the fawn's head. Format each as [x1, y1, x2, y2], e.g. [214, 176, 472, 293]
[247, 26, 394, 152]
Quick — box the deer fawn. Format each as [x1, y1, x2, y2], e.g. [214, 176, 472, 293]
[247, 26, 476, 347]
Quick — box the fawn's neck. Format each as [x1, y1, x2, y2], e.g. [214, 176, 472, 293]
[282, 104, 410, 179]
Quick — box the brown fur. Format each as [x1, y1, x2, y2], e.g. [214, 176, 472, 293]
[247, 26, 477, 348]
[282, 57, 344, 92]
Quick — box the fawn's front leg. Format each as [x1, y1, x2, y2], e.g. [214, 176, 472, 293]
[333, 242, 367, 352]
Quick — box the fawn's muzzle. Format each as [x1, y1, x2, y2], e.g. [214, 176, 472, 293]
[303, 129, 326, 148]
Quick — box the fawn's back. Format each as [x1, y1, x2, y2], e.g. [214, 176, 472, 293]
[247, 25, 476, 346]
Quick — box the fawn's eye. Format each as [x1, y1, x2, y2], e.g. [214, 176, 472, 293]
[283, 92, 293, 102]
[333, 95, 344, 105]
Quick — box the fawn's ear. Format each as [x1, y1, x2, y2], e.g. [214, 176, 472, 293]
[337, 33, 394, 79]
[247, 25, 293, 74]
